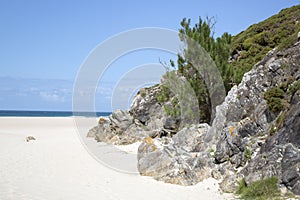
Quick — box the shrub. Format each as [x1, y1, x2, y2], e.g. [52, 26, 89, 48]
[288, 80, 300, 95]
[278, 30, 298, 50]
[157, 85, 170, 103]
[236, 177, 281, 200]
[230, 5, 300, 86]
[141, 92, 146, 98]
[244, 148, 252, 160]
[163, 105, 172, 116]
[267, 97, 284, 113]
[269, 124, 276, 136]
[264, 87, 284, 99]
[275, 111, 286, 130]
[236, 178, 247, 195]
[264, 87, 285, 113]
[279, 82, 288, 92]
[163, 100, 181, 117]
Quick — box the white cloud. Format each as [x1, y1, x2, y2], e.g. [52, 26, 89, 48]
[39, 91, 65, 102]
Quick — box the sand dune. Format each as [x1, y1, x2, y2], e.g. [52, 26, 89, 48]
[0, 117, 233, 200]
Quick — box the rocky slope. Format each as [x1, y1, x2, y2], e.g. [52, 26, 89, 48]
[87, 5, 300, 195]
[137, 41, 300, 194]
[214, 41, 300, 194]
[88, 40, 300, 195]
[140, 43, 300, 195]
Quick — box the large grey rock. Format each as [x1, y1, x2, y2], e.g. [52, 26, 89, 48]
[94, 117, 114, 143]
[87, 126, 98, 138]
[240, 84, 300, 194]
[213, 43, 300, 195]
[137, 124, 213, 186]
[94, 111, 147, 145]
[90, 81, 179, 146]
[214, 122, 247, 165]
[172, 124, 210, 152]
[109, 110, 133, 134]
[219, 175, 239, 193]
[130, 85, 166, 126]
[281, 144, 300, 195]
[164, 117, 180, 131]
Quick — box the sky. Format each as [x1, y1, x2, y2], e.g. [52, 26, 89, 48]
[0, 0, 299, 111]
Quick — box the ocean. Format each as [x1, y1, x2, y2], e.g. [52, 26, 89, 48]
[0, 110, 111, 117]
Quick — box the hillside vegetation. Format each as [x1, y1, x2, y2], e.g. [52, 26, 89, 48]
[229, 5, 300, 83]
[160, 5, 300, 124]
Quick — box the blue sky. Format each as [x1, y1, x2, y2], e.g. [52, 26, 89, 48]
[0, 0, 299, 111]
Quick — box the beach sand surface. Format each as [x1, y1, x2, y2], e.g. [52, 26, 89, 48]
[0, 117, 234, 200]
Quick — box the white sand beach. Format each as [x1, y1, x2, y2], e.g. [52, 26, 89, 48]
[0, 117, 234, 200]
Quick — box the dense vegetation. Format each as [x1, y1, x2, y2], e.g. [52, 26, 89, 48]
[159, 5, 300, 124]
[264, 87, 285, 113]
[178, 17, 232, 91]
[177, 18, 231, 123]
[236, 177, 281, 200]
[159, 17, 232, 123]
[229, 5, 300, 83]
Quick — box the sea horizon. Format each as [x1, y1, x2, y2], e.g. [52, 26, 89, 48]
[0, 110, 111, 117]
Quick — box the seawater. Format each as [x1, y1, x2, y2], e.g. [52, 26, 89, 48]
[0, 110, 111, 117]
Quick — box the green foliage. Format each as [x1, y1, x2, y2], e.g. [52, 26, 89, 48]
[178, 17, 232, 91]
[229, 5, 300, 84]
[157, 85, 170, 103]
[264, 87, 284, 99]
[160, 84, 181, 117]
[236, 177, 281, 200]
[269, 124, 276, 136]
[288, 80, 300, 95]
[170, 97, 181, 117]
[163, 102, 180, 117]
[267, 97, 284, 113]
[278, 26, 300, 50]
[237, 178, 247, 195]
[278, 35, 297, 50]
[141, 92, 146, 98]
[175, 17, 232, 123]
[158, 5, 300, 124]
[279, 82, 288, 92]
[163, 105, 172, 116]
[264, 87, 285, 113]
[244, 148, 252, 160]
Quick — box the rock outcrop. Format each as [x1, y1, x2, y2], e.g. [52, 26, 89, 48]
[136, 42, 300, 194]
[213, 43, 300, 195]
[88, 41, 300, 195]
[137, 124, 213, 185]
[89, 85, 171, 145]
[92, 110, 148, 145]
